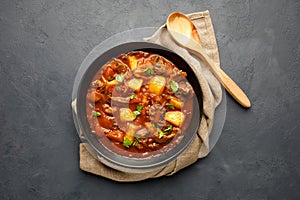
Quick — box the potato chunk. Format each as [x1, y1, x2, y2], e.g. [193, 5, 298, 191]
[169, 98, 183, 109]
[127, 78, 143, 92]
[128, 55, 137, 69]
[165, 111, 185, 127]
[149, 76, 166, 95]
[120, 108, 134, 122]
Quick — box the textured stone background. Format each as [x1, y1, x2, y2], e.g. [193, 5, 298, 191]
[0, 0, 299, 199]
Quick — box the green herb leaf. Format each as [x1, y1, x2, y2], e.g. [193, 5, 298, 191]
[116, 74, 124, 82]
[132, 113, 137, 119]
[133, 111, 140, 119]
[158, 125, 173, 138]
[133, 110, 141, 116]
[170, 80, 179, 93]
[166, 103, 175, 110]
[144, 68, 154, 75]
[132, 105, 143, 120]
[136, 105, 143, 113]
[158, 130, 165, 138]
[108, 76, 114, 81]
[164, 125, 173, 133]
[133, 135, 140, 146]
[123, 137, 133, 148]
[92, 111, 101, 117]
[134, 134, 140, 140]
[132, 140, 139, 146]
[130, 93, 136, 99]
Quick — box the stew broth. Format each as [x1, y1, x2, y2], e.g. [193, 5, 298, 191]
[86, 51, 195, 157]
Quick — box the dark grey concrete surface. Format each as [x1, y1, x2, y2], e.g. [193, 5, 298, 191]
[0, 0, 299, 199]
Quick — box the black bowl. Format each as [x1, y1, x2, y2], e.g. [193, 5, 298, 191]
[74, 42, 203, 171]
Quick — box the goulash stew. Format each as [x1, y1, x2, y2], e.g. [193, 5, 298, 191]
[86, 51, 195, 157]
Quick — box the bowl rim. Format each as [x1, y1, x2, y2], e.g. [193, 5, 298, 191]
[74, 41, 203, 170]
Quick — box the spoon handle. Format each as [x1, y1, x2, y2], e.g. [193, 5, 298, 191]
[186, 41, 251, 108]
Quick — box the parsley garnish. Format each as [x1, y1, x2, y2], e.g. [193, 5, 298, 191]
[108, 76, 114, 81]
[123, 137, 133, 148]
[130, 93, 136, 99]
[144, 68, 154, 75]
[136, 105, 143, 113]
[164, 125, 173, 133]
[158, 130, 165, 138]
[132, 135, 139, 146]
[170, 80, 179, 93]
[133, 111, 140, 119]
[116, 74, 124, 82]
[133, 105, 143, 119]
[92, 111, 101, 117]
[158, 125, 173, 138]
[166, 103, 175, 110]
[132, 140, 139, 146]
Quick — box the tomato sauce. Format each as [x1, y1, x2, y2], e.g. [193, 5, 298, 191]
[86, 51, 195, 157]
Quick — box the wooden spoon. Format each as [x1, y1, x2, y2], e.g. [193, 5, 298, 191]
[167, 12, 251, 108]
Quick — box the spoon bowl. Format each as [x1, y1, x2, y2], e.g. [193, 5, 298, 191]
[167, 12, 202, 48]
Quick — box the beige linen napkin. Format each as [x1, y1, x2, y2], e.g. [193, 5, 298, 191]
[79, 10, 222, 182]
